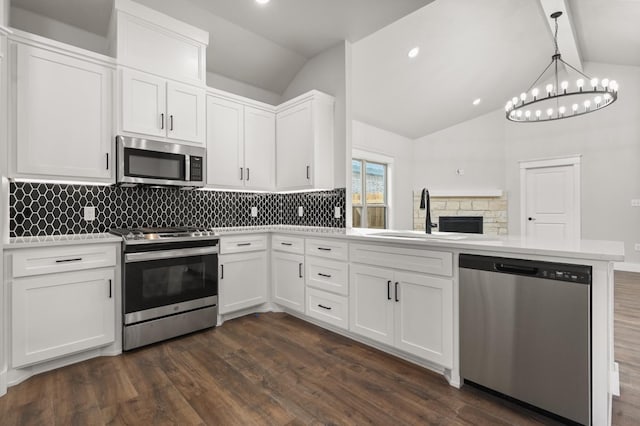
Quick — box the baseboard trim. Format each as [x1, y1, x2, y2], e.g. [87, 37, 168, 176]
[614, 262, 640, 273]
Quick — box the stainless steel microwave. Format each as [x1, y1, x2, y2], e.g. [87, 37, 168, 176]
[116, 136, 206, 187]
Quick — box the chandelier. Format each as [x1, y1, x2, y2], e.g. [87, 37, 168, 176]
[506, 11, 618, 123]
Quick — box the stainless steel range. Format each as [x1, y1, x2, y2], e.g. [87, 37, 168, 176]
[110, 227, 219, 350]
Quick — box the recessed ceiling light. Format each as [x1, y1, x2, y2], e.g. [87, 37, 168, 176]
[407, 47, 420, 59]
[256, 0, 270, 4]
[473, 98, 481, 106]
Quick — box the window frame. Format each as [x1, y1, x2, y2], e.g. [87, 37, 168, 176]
[352, 155, 390, 229]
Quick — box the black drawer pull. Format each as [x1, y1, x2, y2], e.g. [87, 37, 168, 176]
[281, 242, 293, 246]
[395, 282, 399, 302]
[108, 279, 112, 298]
[220, 264, 224, 279]
[318, 273, 332, 278]
[387, 280, 392, 300]
[55, 258, 82, 263]
[318, 247, 332, 252]
[299, 263, 303, 278]
[237, 243, 252, 247]
[318, 304, 332, 311]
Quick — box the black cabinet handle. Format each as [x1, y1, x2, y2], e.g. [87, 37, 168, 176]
[387, 280, 392, 300]
[240, 168, 243, 180]
[528, 217, 536, 221]
[395, 282, 399, 302]
[220, 264, 224, 279]
[318, 273, 332, 278]
[106, 153, 109, 170]
[281, 242, 293, 246]
[55, 258, 82, 263]
[306, 165, 310, 179]
[318, 304, 332, 311]
[160, 113, 164, 129]
[246, 168, 250, 181]
[170, 115, 174, 131]
[108, 279, 112, 298]
[299, 263, 303, 278]
[318, 247, 331, 252]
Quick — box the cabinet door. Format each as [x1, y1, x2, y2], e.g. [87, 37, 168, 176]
[276, 101, 313, 190]
[394, 272, 453, 367]
[121, 68, 166, 138]
[12, 268, 115, 368]
[15, 44, 113, 180]
[272, 251, 305, 313]
[244, 106, 275, 190]
[167, 81, 206, 144]
[206, 96, 244, 188]
[219, 251, 267, 314]
[349, 264, 394, 346]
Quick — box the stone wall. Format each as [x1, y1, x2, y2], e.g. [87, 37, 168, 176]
[413, 193, 508, 235]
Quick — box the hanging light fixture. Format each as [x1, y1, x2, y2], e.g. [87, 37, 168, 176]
[506, 11, 618, 123]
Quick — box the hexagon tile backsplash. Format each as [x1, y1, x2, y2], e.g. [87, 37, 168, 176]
[9, 183, 346, 237]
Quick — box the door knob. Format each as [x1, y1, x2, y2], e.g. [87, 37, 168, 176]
[528, 217, 536, 221]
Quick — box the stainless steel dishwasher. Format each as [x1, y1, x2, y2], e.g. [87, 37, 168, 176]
[459, 254, 591, 425]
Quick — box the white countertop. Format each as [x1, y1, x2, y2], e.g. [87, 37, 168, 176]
[3, 227, 625, 262]
[5, 233, 123, 249]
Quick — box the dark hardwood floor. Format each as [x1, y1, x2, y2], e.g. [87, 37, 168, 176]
[0, 272, 638, 425]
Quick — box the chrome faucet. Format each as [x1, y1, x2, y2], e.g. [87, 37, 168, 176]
[419, 188, 437, 234]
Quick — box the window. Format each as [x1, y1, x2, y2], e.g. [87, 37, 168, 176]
[352, 159, 387, 229]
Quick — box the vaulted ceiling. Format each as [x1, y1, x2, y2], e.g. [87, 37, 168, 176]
[9, 0, 640, 139]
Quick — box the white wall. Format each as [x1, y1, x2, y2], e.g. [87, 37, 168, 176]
[281, 42, 348, 188]
[352, 120, 414, 230]
[412, 109, 506, 192]
[1, 0, 7, 27]
[206, 71, 280, 105]
[505, 62, 640, 263]
[10, 7, 109, 55]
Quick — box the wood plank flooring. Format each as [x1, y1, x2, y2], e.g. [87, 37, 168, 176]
[0, 272, 638, 425]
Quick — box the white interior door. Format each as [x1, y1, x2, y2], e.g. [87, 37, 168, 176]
[521, 158, 581, 240]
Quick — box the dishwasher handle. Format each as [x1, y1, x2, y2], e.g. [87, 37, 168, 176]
[495, 263, 539, 276]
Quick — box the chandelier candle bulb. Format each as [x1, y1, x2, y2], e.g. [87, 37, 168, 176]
[546, 84, 554, 95]
[512, 96, 519, 105]
[525, 110, 531, 119]
[520, 92, 527, 102]
[547, 108, 553, 117]
[584, 100, 591, 110]
[516, 110, 523, 118]
[559, 106, 566, 115]
[572, 103, 579, 113]
[602, 78, 609, 89]
[531, 87, 539, 99]
[577, 78, 584, 91]
[535, 110, 542, 119]
[591, 78, 599, 89]
[595, 96, 602, 106]
[561, 81, 569, 93]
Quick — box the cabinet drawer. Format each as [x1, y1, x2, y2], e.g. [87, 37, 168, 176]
[306, 257, 348, 296]
[12, 244, 117, 278]
[350, 243, 453, 277]
[220, 234, 267, 254]
[306, 287, 348, 330]
[272, 235, 305, 254]
[305, 238, 348, 261]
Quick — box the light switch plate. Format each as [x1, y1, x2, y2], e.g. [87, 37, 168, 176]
[298, 206, 304, 217]
[251, 206, 258, 217]
[334, 207, 341, 218]
[84, 206, 96, 221]
[631, 199, 640, 207]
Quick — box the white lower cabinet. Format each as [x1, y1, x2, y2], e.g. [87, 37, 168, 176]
[350, 263, 453, 368]
[306, 287, 348, 329]
[219, 251, 268, 314]
[12, 268, 116, 368]
[272, 251, 305, 313]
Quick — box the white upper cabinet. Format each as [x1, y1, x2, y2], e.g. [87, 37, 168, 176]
[206, 95, 244, 188]
[121, 68, 166, 138]
[244, 106, 275, 190]
[110, 0, 208, 86]
[120, 69, 205, 145]
[166, 81, 206, 143]
[11, 38, 114, 182]
[206, 93, 275, 190]
[276, 91, 335, 191]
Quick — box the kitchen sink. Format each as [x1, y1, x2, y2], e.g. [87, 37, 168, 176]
[368, 231, 467, 240]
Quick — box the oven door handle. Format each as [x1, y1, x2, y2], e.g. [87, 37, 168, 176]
[125, 247, 218, 263]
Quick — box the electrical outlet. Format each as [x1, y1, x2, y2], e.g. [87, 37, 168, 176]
[298, 206, 304, 217]
[84, 206, 96, 221]
[334, 206, 341, 218]
[456, 168, 465, 176]
[251, 206, 258, 217]
[631, 199, 640, 207]
[635, 244, 640, 252]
